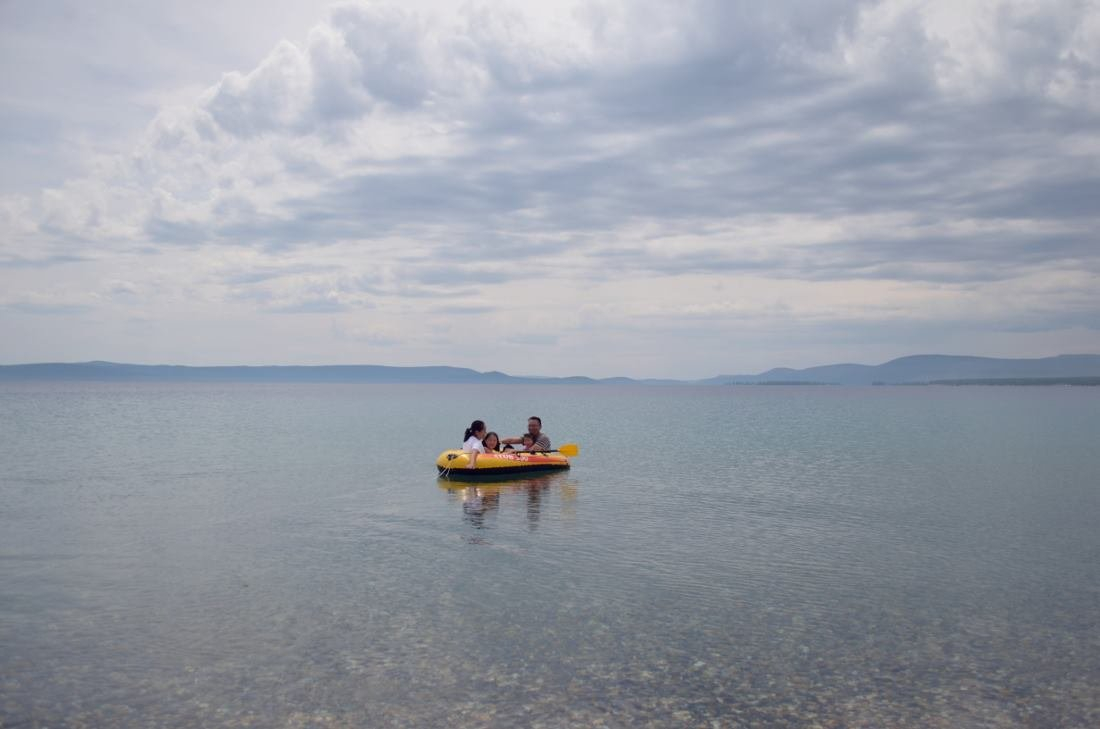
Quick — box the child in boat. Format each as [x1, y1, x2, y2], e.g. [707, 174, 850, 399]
[463, 420, 487, 469]
[521, 433, 536, 451]
[482, 432, 502, 452]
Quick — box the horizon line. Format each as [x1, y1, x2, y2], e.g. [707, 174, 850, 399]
[1, 353, 1098, 382]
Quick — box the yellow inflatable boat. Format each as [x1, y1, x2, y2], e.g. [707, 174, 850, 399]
[436, 445, 576, 479]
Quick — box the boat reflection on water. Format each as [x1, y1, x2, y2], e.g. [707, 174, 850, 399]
[438, 472, 577, 532]
[458, 484, 500, 530]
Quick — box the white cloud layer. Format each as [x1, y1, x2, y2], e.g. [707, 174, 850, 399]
[1, 0, 1099, 377]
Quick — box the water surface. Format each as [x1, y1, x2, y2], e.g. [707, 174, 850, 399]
[2, 383, 1098, 726]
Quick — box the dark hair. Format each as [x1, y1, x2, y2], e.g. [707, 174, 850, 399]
[464, 420, 486, 441]
[528, 416, 542, 426]
[482, 432, 500, 452]
[521, 432, 535, 443]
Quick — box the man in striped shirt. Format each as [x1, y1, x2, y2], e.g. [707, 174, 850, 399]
[503, 416, 551, 451]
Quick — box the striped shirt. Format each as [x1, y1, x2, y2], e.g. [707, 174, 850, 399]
[529, 433, 551, 451]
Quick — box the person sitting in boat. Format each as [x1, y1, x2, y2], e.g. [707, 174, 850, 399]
[503, 416, 551, 451]
[520, 433, 536, 451]
[482, 432, 502, 453]
[463, 420, 487, 469]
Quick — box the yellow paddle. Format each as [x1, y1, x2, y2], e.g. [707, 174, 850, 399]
[556, 443, 579, 457]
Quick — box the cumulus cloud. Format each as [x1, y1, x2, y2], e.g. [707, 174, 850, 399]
[2, 0, 1099, 375]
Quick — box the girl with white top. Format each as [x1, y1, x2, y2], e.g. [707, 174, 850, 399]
[462, 420, 487, 469]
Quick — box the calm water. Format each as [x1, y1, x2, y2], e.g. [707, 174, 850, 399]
[1, 383, 1098, 727]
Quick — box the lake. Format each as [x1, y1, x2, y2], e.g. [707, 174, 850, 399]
[1, 383, 1098, 727]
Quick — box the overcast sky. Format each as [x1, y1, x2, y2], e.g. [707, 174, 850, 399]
[2, 0, 1098, 378]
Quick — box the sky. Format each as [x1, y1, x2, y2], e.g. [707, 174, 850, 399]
[1, 0, 1098, 378]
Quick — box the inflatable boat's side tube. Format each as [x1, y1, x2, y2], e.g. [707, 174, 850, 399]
[435, 449, 570, 477]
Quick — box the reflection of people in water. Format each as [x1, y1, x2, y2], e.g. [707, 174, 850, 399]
[462, 486, 500, 529]
[444, 473, 577, 534]
[525, 482, 548, 530]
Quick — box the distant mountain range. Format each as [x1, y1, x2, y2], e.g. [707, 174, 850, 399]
[0, 361, 675, 385]
[701, 354, 1100, 385]
[1, 355, 1099, 385]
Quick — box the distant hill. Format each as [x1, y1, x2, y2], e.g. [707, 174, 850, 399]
[704, 354, 1100, 385]
[0, 361, 574, 384]
[0, 361, 686, 385]
[2, 354, 1099, 385]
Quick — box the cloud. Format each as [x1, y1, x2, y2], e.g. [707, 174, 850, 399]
[442, 304, 497, 315]
[1, 297, 92, 315]
[505, 333, 559, 346]
[584, 222, 1098, 285]
[21, 1, 1100, 256]
[2, 0, 1099, 375]
[0, 254, 89, 268]
[330, 319, 403, 346]
[269, 296, 349, 314]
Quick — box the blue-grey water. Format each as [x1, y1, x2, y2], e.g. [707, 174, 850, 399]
[1, 383, 1098, 727]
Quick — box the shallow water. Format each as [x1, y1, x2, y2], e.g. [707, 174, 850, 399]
[1, 383, 1098, 727]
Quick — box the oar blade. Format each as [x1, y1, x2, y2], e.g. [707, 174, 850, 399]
[558, 443, 579, 457]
